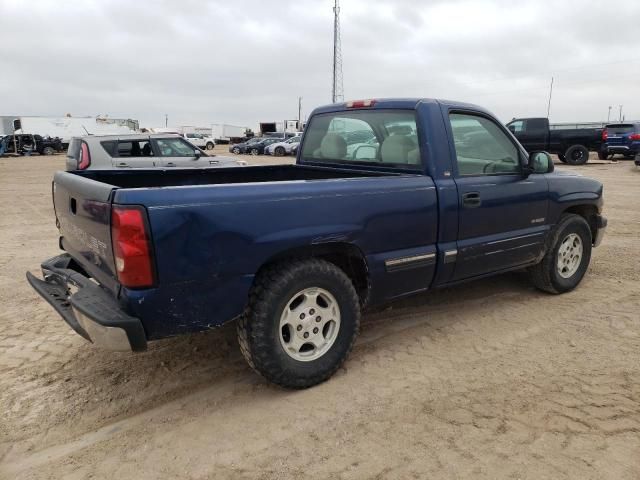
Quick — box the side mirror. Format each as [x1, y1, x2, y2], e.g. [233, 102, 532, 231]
[193, 149, 202, 158]
[526, 151, 554, 174]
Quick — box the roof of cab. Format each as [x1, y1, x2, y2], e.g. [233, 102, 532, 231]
[310, 98, 492, 116]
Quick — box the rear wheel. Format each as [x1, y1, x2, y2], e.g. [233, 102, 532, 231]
[528, 214, 592, 294]
[237, 259, 360, 389]
[250, 148, 259, 155]
[557, 153, 566, 163]
[206, 142, 214, 150]
[42, 146, 55, 156]
[274, 146, 285, 156]
[564, 145, 589, 165]
[597, 150, 608, 160]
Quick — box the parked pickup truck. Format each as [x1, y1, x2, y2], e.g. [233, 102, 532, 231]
[506, 117, 604, 164]
[27, 98, 607, 389]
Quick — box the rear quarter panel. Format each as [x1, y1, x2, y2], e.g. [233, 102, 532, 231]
[114, 175, 438, 339]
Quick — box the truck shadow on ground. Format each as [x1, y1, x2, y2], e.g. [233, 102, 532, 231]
[38, 270, 539, 431]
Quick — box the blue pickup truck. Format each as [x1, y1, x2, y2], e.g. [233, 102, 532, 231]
[27, 98, 607, 388]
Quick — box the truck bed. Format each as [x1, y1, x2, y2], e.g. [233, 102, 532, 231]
[76, 164, 390, 189]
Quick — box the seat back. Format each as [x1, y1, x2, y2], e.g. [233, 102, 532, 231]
[380, 135, 416, 164]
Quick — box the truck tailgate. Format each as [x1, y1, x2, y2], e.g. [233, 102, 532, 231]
[53, 171, 119, 293]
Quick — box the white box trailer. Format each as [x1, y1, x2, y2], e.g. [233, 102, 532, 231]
[0, 116, 139, 146]
[211, 124, 247, 144]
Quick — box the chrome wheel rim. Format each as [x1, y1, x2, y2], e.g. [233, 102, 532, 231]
[278, 287, 341, 362]
[557, 233, 583, 278]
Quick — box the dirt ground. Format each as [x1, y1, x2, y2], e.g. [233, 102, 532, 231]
[1, 150, 639, 479]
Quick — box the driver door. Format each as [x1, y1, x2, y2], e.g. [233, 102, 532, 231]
[449, 112, 549, 280]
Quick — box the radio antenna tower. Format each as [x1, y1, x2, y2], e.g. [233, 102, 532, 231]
[332, 0, 344, 103]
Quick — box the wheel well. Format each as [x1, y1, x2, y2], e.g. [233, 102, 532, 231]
[255, 243, 370, 305]
[564, 205, 598, 241]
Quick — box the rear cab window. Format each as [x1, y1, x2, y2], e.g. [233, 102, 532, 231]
[605, 124, 636, 135]
[301, 110, 421, 168]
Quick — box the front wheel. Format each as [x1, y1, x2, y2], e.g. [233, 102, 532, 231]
[250, 148, 259, 155]
[206, 142, 214, 150]
[274, 146, 285, 156]
[528, 214, 592, 294]
[232, 147, 240, 154]
[237, 259, 360, 389]
[42, 146, 55, 155]
[557, 153, 566, 163]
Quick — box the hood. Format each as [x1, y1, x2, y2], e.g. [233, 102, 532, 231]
[546, 170, 603, 204]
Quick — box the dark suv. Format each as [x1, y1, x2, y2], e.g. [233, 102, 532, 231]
[602, 123, 640, 159]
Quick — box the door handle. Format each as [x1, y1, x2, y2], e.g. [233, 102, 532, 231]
[117, 162, 128, 167]
[462, 192, 481, 208]
[165, 162, 176, 167]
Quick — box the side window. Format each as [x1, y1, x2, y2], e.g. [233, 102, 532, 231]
[450, 113, 520, 176]
[115, 140, 153, 157]
[507, 120, 524, 133]
[154, 138, 197, 157]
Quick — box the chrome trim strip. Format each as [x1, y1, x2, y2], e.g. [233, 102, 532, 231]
[385, 253, 436, 268]
[486, 232, 544, 246]
[443, 249, 457, 264]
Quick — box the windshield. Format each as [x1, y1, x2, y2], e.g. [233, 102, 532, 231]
[301, 110, 420, 167]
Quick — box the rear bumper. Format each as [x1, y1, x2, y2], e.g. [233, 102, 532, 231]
[605, 145, 640, 154]
[593, 215, 607, 248]
[26, 254, 147, 351]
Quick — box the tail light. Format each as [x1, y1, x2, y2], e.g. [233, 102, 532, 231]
[111, 206, 155, 288]
[602, 129, 608, 141]
[629, 133, 640, 141]
[78, 142, 91, 169]
[346, 99, 376, 108]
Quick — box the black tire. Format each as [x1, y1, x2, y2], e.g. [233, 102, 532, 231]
[237, 259, 360, 389]
[232, 147, 240, 154]
[206, 142, 214, 150]
[250, 148, 259, 155]
[274, 146, 285, 156]
[564, 145, 589, 165]
[42, 146, 55, 156]
[557, 153, 566, 163]
[597, 150, 608, 160]
[528, 214, 592, 294]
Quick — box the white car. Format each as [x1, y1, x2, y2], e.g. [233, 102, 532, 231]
[265, 136, 301, 156]
[65, 134, 246, 170]
[183, 132, 216, 150]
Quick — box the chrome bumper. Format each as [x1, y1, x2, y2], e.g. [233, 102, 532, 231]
[26, 254, 147, 351]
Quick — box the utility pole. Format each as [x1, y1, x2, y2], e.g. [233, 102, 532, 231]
[331, 0, 344, 103]
[298, 97, 302, 127]
[165, 113, 168, 127]
[607, 106, 612, 122]
[618, 105, 623, 122]
[546, 76, 554, 118]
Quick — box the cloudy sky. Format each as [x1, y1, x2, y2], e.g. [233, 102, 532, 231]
[1, 0, 638, 129]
